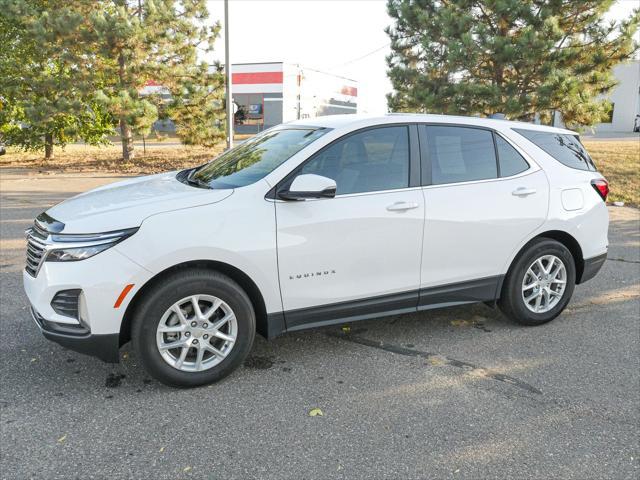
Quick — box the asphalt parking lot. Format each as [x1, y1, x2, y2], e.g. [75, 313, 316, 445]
[1, 170, 638, 480]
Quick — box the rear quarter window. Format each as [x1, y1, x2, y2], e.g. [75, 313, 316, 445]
[513, 129, 597, 172]
[495, 135, 529, 177]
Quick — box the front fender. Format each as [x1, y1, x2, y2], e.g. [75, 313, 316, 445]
[114, 187, 282, 314]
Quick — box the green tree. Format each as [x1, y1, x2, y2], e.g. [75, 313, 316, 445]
[167, 62, 226, 147]
[84, 0, 224, 161]
[0, 0, 113, 159]
[386, 0, 639, 127]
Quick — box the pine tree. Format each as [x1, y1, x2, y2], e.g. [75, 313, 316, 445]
[0, 0, 113, 159]
[386, 0, 639, 127]
[166, 61, 226, 147]
[84, 0, 225, 161]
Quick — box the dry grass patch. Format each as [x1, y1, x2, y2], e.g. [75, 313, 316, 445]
[1, 143, 224, 175]
[1, 134, 254, 175]
[583, 141, 639, 207]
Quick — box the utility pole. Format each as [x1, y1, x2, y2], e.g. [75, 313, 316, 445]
[224, 0, 233, 149]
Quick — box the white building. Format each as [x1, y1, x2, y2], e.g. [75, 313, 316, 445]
[231, 62, 358, 134]
[592, 61, 640, 134]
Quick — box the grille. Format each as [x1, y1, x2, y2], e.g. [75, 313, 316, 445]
[25, 226, 48, 277]
[32, 222, 48, 240]
[51, 289, 81, 319]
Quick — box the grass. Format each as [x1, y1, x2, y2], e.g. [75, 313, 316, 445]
[583, 141, 639, 207]
[1, 139, 638, 206]
[0, 133, 255, 175]
[1, 143, 225, 175]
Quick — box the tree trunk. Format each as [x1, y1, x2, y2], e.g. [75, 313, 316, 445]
[117, 47, 134, 161]
[120, 118, 134, 161]
[44, 133, 54, 160]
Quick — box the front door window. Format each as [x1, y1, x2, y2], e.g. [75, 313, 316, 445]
[299, 126, 410, 195]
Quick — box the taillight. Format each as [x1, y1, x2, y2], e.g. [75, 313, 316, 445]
[591, 179, 609, 202]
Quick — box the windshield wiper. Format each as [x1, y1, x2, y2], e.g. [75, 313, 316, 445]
[185, 168, 212, 189]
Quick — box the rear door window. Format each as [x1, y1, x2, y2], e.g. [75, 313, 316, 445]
[425, 126, 497, 185]
[513, 129, 596, 171]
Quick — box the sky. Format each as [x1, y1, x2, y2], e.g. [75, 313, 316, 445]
[206, 0, 639, 115]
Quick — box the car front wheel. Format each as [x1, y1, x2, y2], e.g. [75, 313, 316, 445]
[499, 238, 576, 326]
[132, 269, 255, 387]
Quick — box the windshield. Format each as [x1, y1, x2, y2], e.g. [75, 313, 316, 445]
[192, 127, 329, 188]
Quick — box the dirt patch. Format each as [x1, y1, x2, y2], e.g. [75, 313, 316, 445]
[243, 356, 274, 370]
[105, 373, 126, 388]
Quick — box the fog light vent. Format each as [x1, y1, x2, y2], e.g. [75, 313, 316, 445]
[51, 289, 82, 319]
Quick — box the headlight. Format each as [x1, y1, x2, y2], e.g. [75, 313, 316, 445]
[45, 228, 138, 263]
[46, 243, 115, 262]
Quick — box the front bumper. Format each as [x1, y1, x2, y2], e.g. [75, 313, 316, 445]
[30, 307, 120, 363]
[23, 247, 152, 363]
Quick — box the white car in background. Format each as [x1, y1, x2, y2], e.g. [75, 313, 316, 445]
[23, 114, 609, 387]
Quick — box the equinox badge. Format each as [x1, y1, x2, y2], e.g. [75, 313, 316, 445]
[289, 270, 336, 280]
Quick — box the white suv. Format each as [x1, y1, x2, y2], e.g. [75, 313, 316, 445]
[24, 114, 609, 387]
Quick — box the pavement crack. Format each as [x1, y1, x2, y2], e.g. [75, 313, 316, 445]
[607, 257, 640, 264]
[327, 331, 542, 395]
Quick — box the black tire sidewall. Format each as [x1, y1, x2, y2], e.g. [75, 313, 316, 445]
[502, 239, 576, 326]
[132, 270, 255, 387]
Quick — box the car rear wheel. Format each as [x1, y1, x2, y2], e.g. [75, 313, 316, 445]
[132, 269, 255, 387]
[499, 239, 576, 326]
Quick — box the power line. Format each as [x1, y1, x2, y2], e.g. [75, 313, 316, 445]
[327, 42, 391, 70]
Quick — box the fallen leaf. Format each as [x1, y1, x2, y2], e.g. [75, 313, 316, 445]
[159, 446, 165, 453]
[450, 320, 472, 327]
[30, 358, 37, 363]
[309, 407, 323, 417]
[469, 368, 487, 378]
[183, 466, 192, 473]
[341, 325, 351, 334]
[427, 356, 445, 366]
[57, 434, 67, 443]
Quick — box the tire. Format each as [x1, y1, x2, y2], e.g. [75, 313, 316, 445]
[131, 269, 255, 387]
[498, 238, 576, 326]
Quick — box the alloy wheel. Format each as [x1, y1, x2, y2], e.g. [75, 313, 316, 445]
[521, 254, 567, 314]
[156, 294, 237, 372]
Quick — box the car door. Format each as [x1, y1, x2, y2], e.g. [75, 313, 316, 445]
[418, 124, 549, 307]
[274, 124, 425, 330]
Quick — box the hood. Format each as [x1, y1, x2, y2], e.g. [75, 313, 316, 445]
[45, 172, 233, 233]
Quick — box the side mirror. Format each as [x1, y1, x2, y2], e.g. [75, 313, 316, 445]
[278, 174, 337, 201]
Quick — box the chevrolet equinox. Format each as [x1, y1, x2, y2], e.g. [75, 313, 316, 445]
[24, 114, 609, 387]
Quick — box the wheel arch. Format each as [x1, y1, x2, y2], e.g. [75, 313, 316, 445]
[507, 230, 585, 285]
[119, 260, 272, 346]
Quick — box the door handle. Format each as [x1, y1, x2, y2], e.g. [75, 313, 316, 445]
[512, 187, 537, 197]
[386, 201, 419, 211]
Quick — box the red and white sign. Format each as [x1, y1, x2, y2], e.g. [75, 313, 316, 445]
[232, 63, 283, 94]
